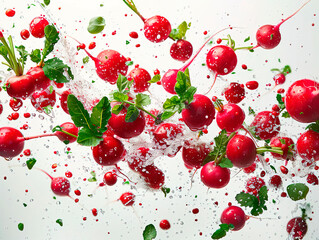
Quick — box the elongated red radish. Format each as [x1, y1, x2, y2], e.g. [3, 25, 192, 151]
[220, 206, 247, 231]
[270, 137, 295, 160]
[29, 16, 49, 38]
[170, 39, 193, 62]
[297, 130, 319, 162]
[200, 162, 230, 188]
[181, 94, 215, 131]
[285, 79, 319, 123]
[139, 164, 165, 189]
[250, 111, 280, 140]
[182, 140, 211, 169]
[255, 0, 311, 49]
[127, 67, 151, 93]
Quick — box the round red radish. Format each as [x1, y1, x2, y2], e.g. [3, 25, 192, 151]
[103, 170, 118, 186]
[245, 176, 265, 194]
[273, 73, 286, 85]
[55, 122, 79, 143]
[200, 162, 230, 188]
[161, 69, 179, 94]
[220, 206, 246, 231]
[270, 137, 295, 160]
[285, 79, 319, 123]
[0, 127, 24, 158]
[250, 111, 280, 140]
[20, 29, 30, 40]
[159, 219, 171, 230]
[182, 140, 211, 169]
[206, 45, 237, 75]
[270, 174, 282, 188]
[119, 192, 135, 206]
[297, 130, 319, 162]
[216, 103, 245, 132]
[256, 25, 281, 49]
[92, 136, 126, 166]
[286, 217, 308, 240]
[170, 40, 193, 62]
[224, 82, 245, 104]
[26, 66, 51, 91]
[9, 98, 23, 111]
[182, 94, 215, 131]
[6, 75, 36, 99]
[51, 177, 71, 196]
[29, 16, 49, 38]
[60, 90, 71, 114]
[128, 147, 152, 172]
[30, 89, 56, 112]
[127, 67, 151, 93]
[144, 16, 171, 43]
[139, 164, 165, 189]
[226, 135, 256, 168]
[307, 173, 318, 185]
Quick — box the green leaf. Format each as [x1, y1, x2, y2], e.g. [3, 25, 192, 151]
[143, 224, 157, 240]
[281, 111, 291, 118]
[49, 85, 54, 94]
[18, 223, 24, 231]
[244, 36, 250, 42]
[183, 86, 196, 104]
[248, 106, 255, 116]
[211, 224, 234, 239]
[113, 92, 129, 102]
[282, 65, 291, 74]
[175, 71, 188, 97]
[287, 183, 309, 201]
[218, 158, 233, 168]
[117, 74, 130, 92]
[276, 94, 285, 110]
[0, 43, 8, 58]
[202, 153, 215, 166]
[67, 94, 93, 129]
[77, 127, 102, 146]
[83, 56, 89, 64]
[270, 68, 281, 72]
[306, 122, 319, 133]
[16, 45, 28, 64]
[43, 25, 60, 59]
[258, 186, 268, 206]
[91, 96, 111, 132]
[56, 219, 63, 227]
[148, 74, 161, 83]
[161, 110, 176, 120]
[44, 0, 50, 5]
[169, 21, 189, 40]
[135, 94, 151, 107]
[125, 105, 139, 122]
[87, 16, 106, 34]
[26, 158, 37, 170]
[43, 57, 72, 83]
[112, 104, 123, 115]
[125, 60, 133, 66]
[30, 49, 41, 63]
[88, 171, 97, 182]
[161, 187, 170, 197]
[235, 191, 259, 208]
[163, 96, 181, 111]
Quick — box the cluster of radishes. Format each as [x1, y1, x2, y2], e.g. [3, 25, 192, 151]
[0, 0, 317, 239]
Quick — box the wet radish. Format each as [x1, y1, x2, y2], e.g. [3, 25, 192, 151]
[0, 127, 25, 158]
[215, 101, 245, 132]
[127, 67, 151, 93]
[29, 16, 49, 38]
[103, 170, 118, 186]
[170, 39, 193, 62]
[60, 90, 71, 114]
[200, 162, 230, 188]
[297, 130, 319, 162]
[250, 111, 280, 140]
[119, 192, 135, 206]
[220, 206, 247, 231]
[54, 122, 79, 143]
[6, 75, 35, 99]
[39, 169, 71, 196]
[30, 89, 56, 113]
[224, 82, 245, 104]
[286, 217, 308, 240]
[9, 98, 23, 111]
[20, 29, 30, 40]
[128, 147, 152, 172]
[182, 140, 211, 169]
[26, 66, 51, 91]
[245, 176, 265, 195]
[139, 164, 165, 189]
[270, 137, 295, 160]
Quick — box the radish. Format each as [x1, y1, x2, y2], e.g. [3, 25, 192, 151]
[139, 164, 165, 189]
[307, 173, 318, 185]
[181, 94, 215, 131]
[159, 219, 171, 230]
[20, 29, 30, 40]
[29, 16, 49, 38]
[170, 39, 193, 62]
[5, 75, 35, 100]
[103, 170, 118, 186]
[286, 217, 308, 240]
[285, 79, 319, 123]
[108, 103, 146, 139]
[0, 127, 25, 158]
[92, 136, 126, 166]
[9, 98, 23, 111]
[250, 111, 281, 140]
[182, 140, 211, 169]
[26, 66, 51, 91]
[119, 192, 135, 206]
[270, 137, 295, 160]
[224, 82, 245, 104]
[39, 169, 71, 196]
[123, 0, 171, 43]
[128, 147, 152, 172]
[215, 101, 245, 133]
[30, 88, 56, 113]
[60, 90, 71, 114]
[245, 177, 265, 195]
[246, 81, 259, 90]
[220, 206, 247, 231]
[200, 161, 230, 188]
[269, 175, 282, 188]
[54, 122, 79, 144]
[297, 130, 319, 162]
[255, 1, 311, 49]
[127, 67, 151, 93]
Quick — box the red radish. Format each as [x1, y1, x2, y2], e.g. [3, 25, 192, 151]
[273, 73, 286, 85]
[269, 174, 282, 188]
[200, 162, 230, 188]
[297, 130, 319, 162]
[270, 137, 295, 160]
[145, 109, 160, 132]
[306, 173, 318, 185]
[60, 90, 71, 114]
[127, 67, 151, 93]
[29, 16, 49, 38]
[182, 140, 211, 169]
[103, 170, 118, 186]
[30, 89, 56, 112]
[108, 104, 146, 139]
[20, 29, 30, 40]
[246, 81, 259, 90]
[181, 94, 215, 131]
[220, 206, 247, 231]
[246, 176, 265, 195]
[128, 147, 152, 172]
[159, 219, 171, 230]
[54, 122, 79, 143]
[92, 136, 126, 166]
[243, 162, 257, 174]
[5, 9, 15, 17]
[216, 103, 245, 132]
[250, 111, 280, 140]
[153, 123, 183, 157]
[119, 192, 135, 206]
[170, 39, 193, 62]
[0, 127, 25, 158]
[161, 28, 228, 94]
[6, 75, 36, 99]
[285, 79, 319, 123]
[139, 164, 165, 189]
[224, 83, 245, 104]
[123, 1, 171, 43]
[9, 98, 23, 111]
[255, 1, 311, 49]
[26, 66, 51, 91]
[286, 217, 308, 240]
[51, 177, 71, 196]
[0, 104, 3, 115]
[129, 32, 138, 39]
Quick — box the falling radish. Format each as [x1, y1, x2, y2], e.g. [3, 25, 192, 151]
[39, 169, 71, 196]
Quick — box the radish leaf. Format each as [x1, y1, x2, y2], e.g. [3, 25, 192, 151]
[143, 224, 157, 240]
[87, 17, 105, 34]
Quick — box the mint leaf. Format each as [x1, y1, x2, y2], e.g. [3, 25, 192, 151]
[88, 17, 105, 34]
[143, 224, 157, 240]
[18, 223, 24, 231]
[135, 94, 151, 107]
[287, 183, 309, 201]
[56, 219, 63, 226]
[43, 57, 73, 83]
[26, 158, 37, 170]
[148, 74, 161, 83]
[88, 171, 97, 182]
[29, 49, 41, 63]
[169, 21, 189, 40]
[117, 74, 130, 92]
[112, 104, 123, 114]
[91, 96, 111, 132]
[125, 105, 139, 122]
[77, 128, 102, 146]
[218, 158, 233, 168]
